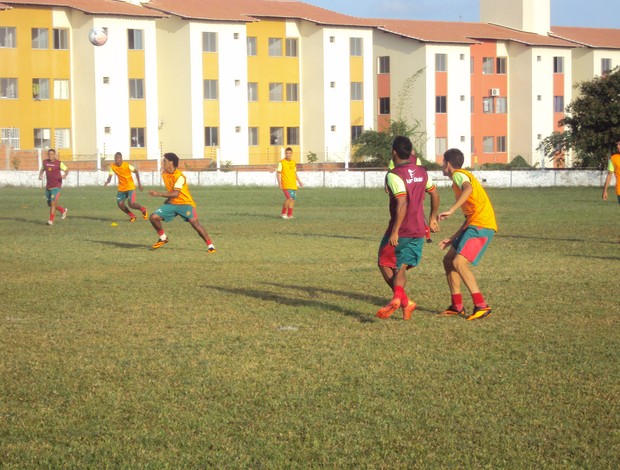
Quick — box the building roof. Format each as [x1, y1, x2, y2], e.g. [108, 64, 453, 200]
[145, 0, 378, 26]
[550, 26, 620, 50]
[373, 19, 576, 48]
[0, 0, 166, 17]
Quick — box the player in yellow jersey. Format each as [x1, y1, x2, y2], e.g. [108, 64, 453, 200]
[104, 152, 148, 222]
[148, 153, 216, 252]
[277, 147, 303, 219]
[602, 140, 620, 205]
[438, 148, 497, 321]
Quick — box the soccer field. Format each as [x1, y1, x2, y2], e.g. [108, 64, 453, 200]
[1, 185, 618, 467]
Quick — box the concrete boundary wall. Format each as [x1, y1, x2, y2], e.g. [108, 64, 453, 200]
[0, 169, 605, 189]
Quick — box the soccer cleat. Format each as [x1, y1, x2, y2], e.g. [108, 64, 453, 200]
[46, 220, 53, 226]
[467, 305, 492, 321]
[61, 208, 68, 220]
[426, 237, 433, 244]
[376, 298, 401, 319]
[281, 214, 289, 219]
[151, 238, 169, 249]
[142, 210, 148, 220]
[402, 301, 417, 321]
[207, 244, 216, 254]
[287, 215, 295, 219]
[129, 216, 137, 223]
[438, 305, 466, 316]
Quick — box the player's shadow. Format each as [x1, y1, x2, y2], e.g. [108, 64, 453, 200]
[265, 282, 437, 315]
[204, 285, 375, 323]
[0, 216, 46, 226]
[71, 215, 119, 223]
[497, 233, 618, 244]
[85, 239, 146, 249]
[225, 212, 283, 220]
[569, 254, 620, 261]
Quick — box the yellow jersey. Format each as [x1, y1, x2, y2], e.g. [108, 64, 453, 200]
[109, 162, 136, 192]
[608, 153, 620, 196]
[277, 158, 298, 190]
[161, 169, 196, 207]
[452, 169, 497, 232]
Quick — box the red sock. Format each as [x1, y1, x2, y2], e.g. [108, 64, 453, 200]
[206, 238, 213, 245]
[452, 293, 463, 311]
[425, 225, 431, 240]
[128, 212, 136, 218]
[56, 205, 65, 213]
[287, 208, 293, 217]
[140, 207, 146, 213]
[157, 229, 165, 237]
[394, 286, 405, 303]
[49, 213, 55, 221]
[472, 292, 487, 308]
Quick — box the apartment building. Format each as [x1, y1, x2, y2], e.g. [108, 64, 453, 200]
[1, 0, 618, 168]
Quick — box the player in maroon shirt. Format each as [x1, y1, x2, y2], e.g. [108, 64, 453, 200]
[38, 149, 69, 225]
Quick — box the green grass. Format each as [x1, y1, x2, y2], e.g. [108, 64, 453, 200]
[1, 185, 619, 468]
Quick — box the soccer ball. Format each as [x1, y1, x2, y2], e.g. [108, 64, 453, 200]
[89, 27, 108, 46]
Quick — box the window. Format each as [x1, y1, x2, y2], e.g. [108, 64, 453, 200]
[32, 28, 48, 49]
[130, 128, 145, 147]
[1, 128, 20, 148]
[53, 29, 68, 50]
[435, 96, 447, 113]
[482, 57, 494, 74]
[378, 56, 390, 74]
[268, 38, 282, 56]
[553, 56, 564, 74]
[350, 37, 362, 56]
[32, 78, 50, 99]
[128, 29, 143, 50]
[248, 82, 258, 102]
[0, 27, 16, 48]
[602, 58, 612, 74]
[204, 79, 218, 100]
[269, 83, 283, 101]
[436, 137, 447, 156]
[202, 32, 217, 52]
[435, 54, 447, 72]
[497, 136, 506, 153]
[483, 136, 494, 153]
[470, 57, 474, 74]
[351, 125, 363, 142]
[247, 36, 257, 56]
[496, 97, 507, 113]
[470, 96, 475, 113]
[285, 38, 298, 57]
[379, 97, 390, 115]
[205, 127, 218, 146]
[496, 57, 507, 74]
[248, 127, 259, 146]
[483, 97, 493, 113]
[471, 137, 475, 153]
[554, 96, 564, 113]
[351, 82, 363, 101]
[34, 128, 51, 148]
[0, 78, 18, 99]
[270, 127, 283, 145]
[55, 128, 70, 148]
[129, 79, 144, 99]
[286, 83, 299, 102]
[287, 127, 299, 145]
[54, 79, 70, 100]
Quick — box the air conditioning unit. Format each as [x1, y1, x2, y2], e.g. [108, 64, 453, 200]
[490, 88, 500, 96]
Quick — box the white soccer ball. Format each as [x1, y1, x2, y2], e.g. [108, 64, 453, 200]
[89, 27, 108, 46]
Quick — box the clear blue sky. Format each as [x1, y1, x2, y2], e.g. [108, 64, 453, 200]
[304, 0, 618, 28]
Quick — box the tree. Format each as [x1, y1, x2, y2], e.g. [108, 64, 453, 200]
[539, 67, 620, 168]
[352, 70, 428, 167]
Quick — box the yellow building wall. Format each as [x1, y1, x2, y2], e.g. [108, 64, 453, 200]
[0, 6, 72, 154]
[202, 50, 220, 158]
[128, 49, 146, 159]
[247, 20, 300, 164]
[350, 56, 364, 130]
